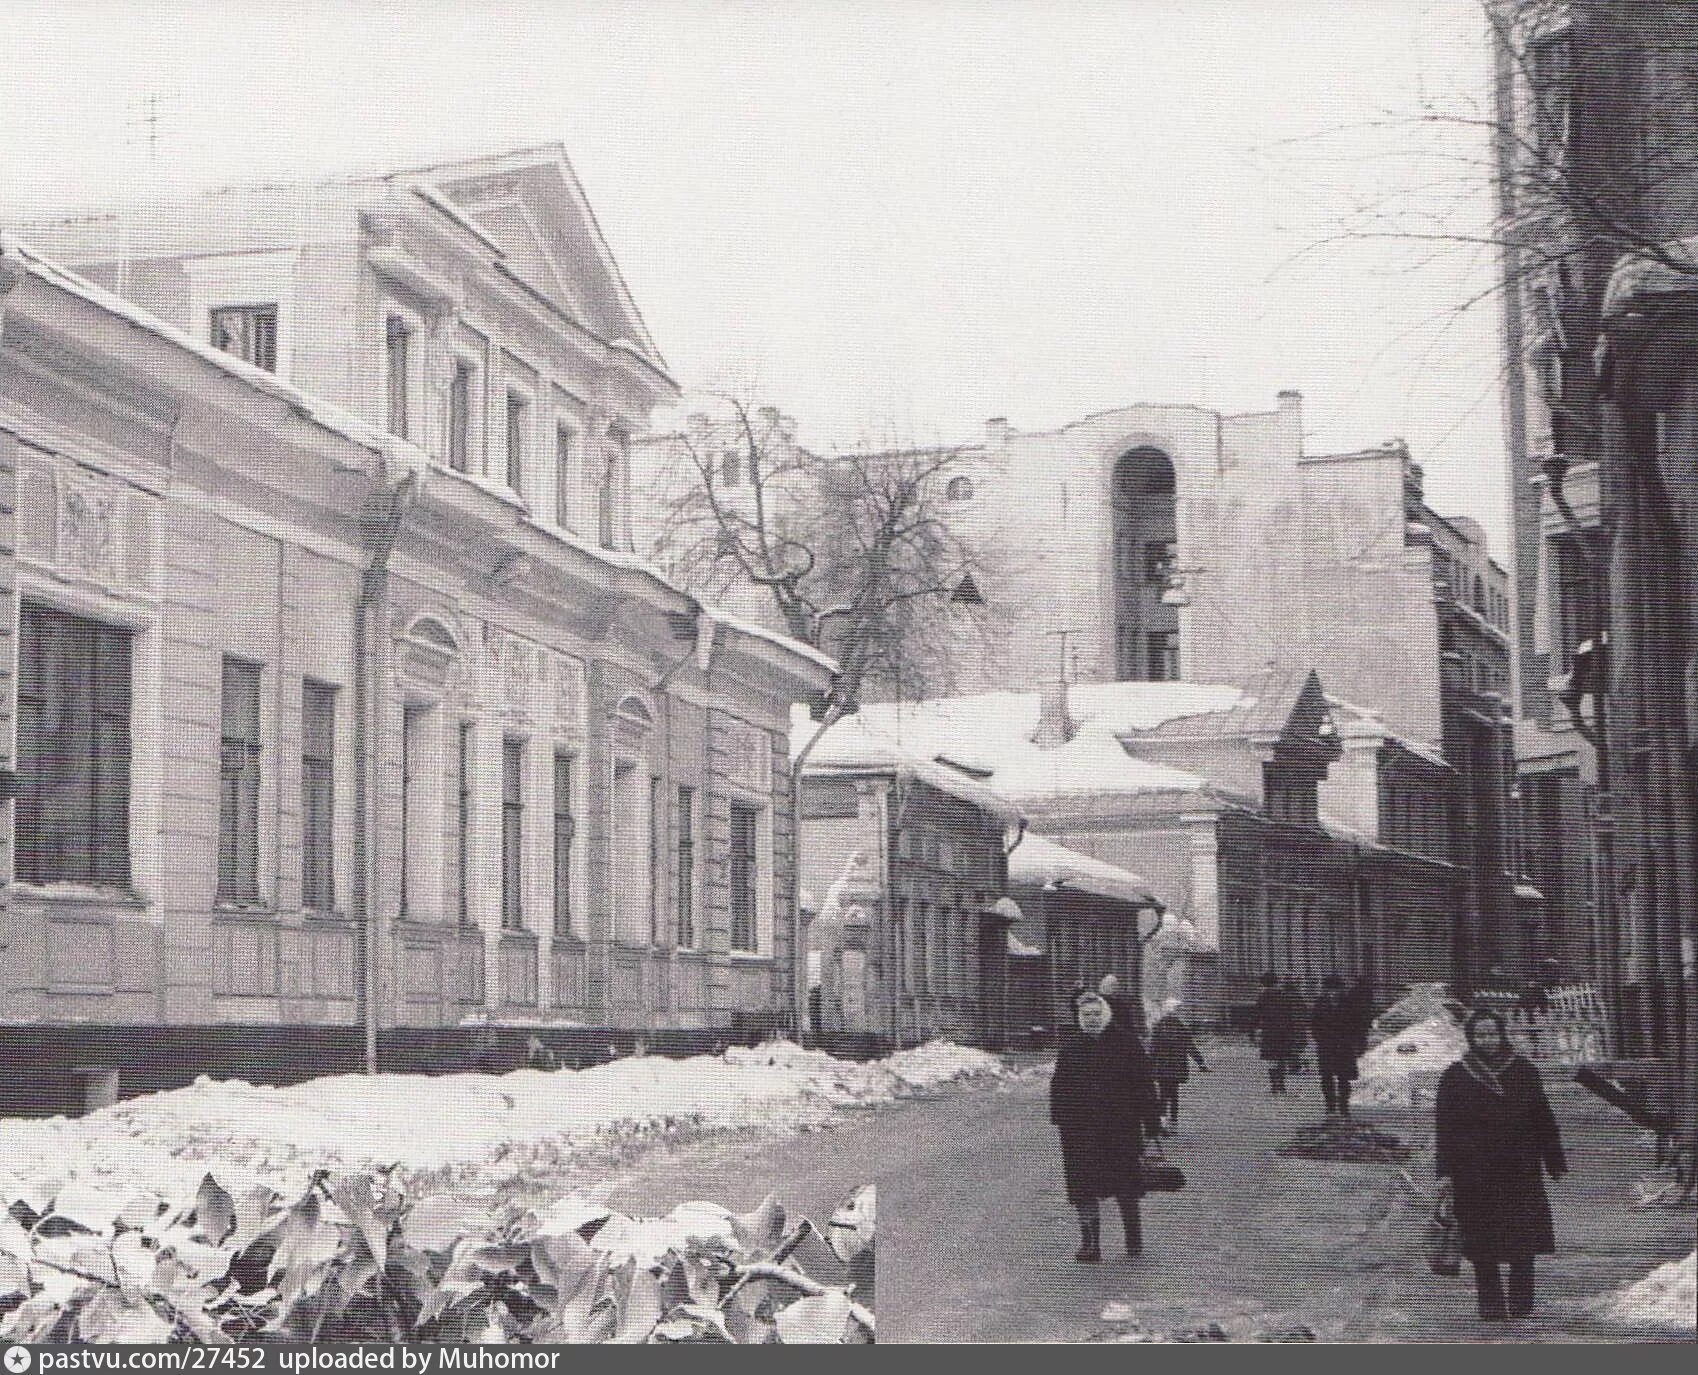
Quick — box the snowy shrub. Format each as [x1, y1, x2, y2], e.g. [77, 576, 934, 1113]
[0, 1171, 874, 1344]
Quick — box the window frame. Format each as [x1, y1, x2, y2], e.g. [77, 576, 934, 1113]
[552, 751, 576, 940]
[727, 799, 762, 955]
[675, 784, 697, 950]
[385, 315, 411, 440]
[217, 656, 264, 904]
[504, 390, 529, 499]
[209, 303, 279, 373]
[15, 602, 133, 888]
[500, 736, 526, 932]
[300, 679, 338, 913]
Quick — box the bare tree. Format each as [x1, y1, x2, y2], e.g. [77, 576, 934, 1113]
[650, 393, 995, 726]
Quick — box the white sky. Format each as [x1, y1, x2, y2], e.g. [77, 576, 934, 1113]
[0, 0, 1508, 549]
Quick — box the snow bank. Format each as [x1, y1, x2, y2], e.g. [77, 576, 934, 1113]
[0, 1041, 1004, 1198]
[1353, 1015, 1468, 1108]
[1605, 1251, 1696, 1334]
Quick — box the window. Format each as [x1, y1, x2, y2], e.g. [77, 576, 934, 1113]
[16, 604, 131, 885]
[1144, 540, 1175, 585]
[1147, 630, 1179, 681]
[453, 723, 473, 926]
[1528, 30, 1574, 160]
[729, 802, 759, 953]
[505, 393, 527, 495]
[1552, 533, 1604, 671]
[601, 431, 628, 551]
[552, 753, 575, 938]
[916, 901, 932, 992]
[447, 361, 471, 472]
[218, 658, 263, 902]
[676, 786, 696, 948]
[715, 528, 738, 558]
[613, 761, 652, 943]
[945, 475, 974, 501]
[1115, 623, 1138, 680]
[649, 776, 662, 946]
[301, 682, 336, 912]
[400, 705, 426, 919]
[501, 738, 525, 931]
[895, 900, 911, 993]
[385, 317, 410, 439]
[210, 305, 277, 372]
[721, 449, 741, 487]
[554, 425, 574, 527]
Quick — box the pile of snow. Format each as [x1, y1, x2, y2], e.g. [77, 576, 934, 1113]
[1605, 1251, 1696, 1335]
[1371, 983, 1463, 1043]
[1353, 1015, 1468, 1108]
[0, 1040, 1003, 1199]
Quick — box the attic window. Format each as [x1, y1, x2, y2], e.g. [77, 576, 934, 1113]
[946, 476, 974, 501]
[211, 305, 278, 373]
[721, 450, 741, 487]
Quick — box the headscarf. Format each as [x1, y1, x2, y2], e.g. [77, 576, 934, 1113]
[1461, 1008, 1516, 1094]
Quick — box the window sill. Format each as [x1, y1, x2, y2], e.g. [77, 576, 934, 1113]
[728, 950, 773, 964]
[9, 883, 148, 911]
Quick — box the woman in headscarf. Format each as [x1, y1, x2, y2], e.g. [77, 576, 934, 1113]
[1048, 990, 1163, 1262]
[1434, 1008, 1569, 1320]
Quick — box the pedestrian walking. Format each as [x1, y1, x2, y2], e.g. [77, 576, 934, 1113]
[1049, 990, 1163, 1262]
[1309, 974, 1360, 1118]
[1098, 973, 1146, 1041]
[1279, 977, 1309, 1076]
[1434, 1009, 1569, 1321]
[1251, 972, 1297, 1093]
[1149, 997, 1209, 1131]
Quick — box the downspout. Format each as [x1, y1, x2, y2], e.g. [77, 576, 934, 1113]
[355, 465, 419, 1075]
[790, 705, 842, 1043]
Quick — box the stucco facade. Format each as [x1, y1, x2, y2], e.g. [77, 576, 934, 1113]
[0, 150, 832, 1107]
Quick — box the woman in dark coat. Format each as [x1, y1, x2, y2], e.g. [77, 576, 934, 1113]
[1435, 1009, 1569, 1320]
[1049, 990, 1163, 1262]
[1149, 997, 1209, 1130]
[1309, 974, 1361, 1118]
[1251, 972, 1297, 1093]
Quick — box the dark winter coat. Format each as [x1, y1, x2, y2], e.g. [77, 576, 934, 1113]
[1308, 991, 1360, 1080]
[1150, 1013, 1207, 1083]
[1252, 986, 1299, 1059]
[1049, 1022, 1162, 1205]
[1435, 1054, 1567, 1263]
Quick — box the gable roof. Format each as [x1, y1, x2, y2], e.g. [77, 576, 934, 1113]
[397, 143, 664, 370]
[828, 683, 1242, 809]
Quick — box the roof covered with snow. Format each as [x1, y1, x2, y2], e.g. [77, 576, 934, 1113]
[1006, 834, 1156, 906]
[791, 708, 1023, 824]
[802, 684, 1238, 809]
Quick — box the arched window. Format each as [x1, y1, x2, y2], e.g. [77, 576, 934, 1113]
[1110, 448, 1179, 681]
[945, 475, 974, 501]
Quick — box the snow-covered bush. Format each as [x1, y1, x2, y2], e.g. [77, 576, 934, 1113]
[0, 1172, 874, 1344]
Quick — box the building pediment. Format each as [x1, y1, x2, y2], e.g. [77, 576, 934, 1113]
[420, 147, 664, 371]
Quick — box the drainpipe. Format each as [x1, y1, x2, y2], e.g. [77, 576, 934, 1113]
[354, 467, 418, 1075]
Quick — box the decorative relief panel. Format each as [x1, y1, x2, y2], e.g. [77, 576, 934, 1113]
[56, 467, 125, 585]
[489, 630, 587, 740]
[718, 715, 773, 794]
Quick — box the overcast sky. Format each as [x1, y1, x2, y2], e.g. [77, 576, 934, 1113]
[1, 0, 1509, 549]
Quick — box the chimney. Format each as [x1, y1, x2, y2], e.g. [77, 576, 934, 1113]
[986, 417, 1011, 447]
[1034, 679, 1075, 749]
[1276, 389, 1303, 461]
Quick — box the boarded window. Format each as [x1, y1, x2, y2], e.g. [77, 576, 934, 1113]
[729, 802, 759, 953]
[16, 604, 132, 885]
[210, 305, 278, 372]
[301, 681, 336, 911]
[218, 658, 263, 901]
[553, 753, 575, 938]
[501, 738, 525, 931]
[676, 786, 696, 948]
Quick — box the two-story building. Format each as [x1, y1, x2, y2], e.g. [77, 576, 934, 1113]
[0, 146, 833, 1109]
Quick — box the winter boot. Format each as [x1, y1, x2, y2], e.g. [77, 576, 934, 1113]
[1116, 1195, 1143, 1258]
[1074, 1210, 1102, 1264]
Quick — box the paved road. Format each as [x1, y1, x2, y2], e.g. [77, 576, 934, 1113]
[548, 1042, 1692, 1343]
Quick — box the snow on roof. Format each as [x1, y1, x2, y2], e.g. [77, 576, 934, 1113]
[1007, 834, 1155, 907]
[792, 708, 1024, 823]
[821, 684, 1229, 806]
[2, 234, 831, 683]
[1324, 693, 1450, 770]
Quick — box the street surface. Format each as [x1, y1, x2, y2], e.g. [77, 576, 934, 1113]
[542, 1040, 1693, 1342]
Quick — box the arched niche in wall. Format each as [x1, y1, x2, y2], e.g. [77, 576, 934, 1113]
[1109, 447, 1180, 682]
[394, 611, 464, 700]
[608, 690, 659, 946]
